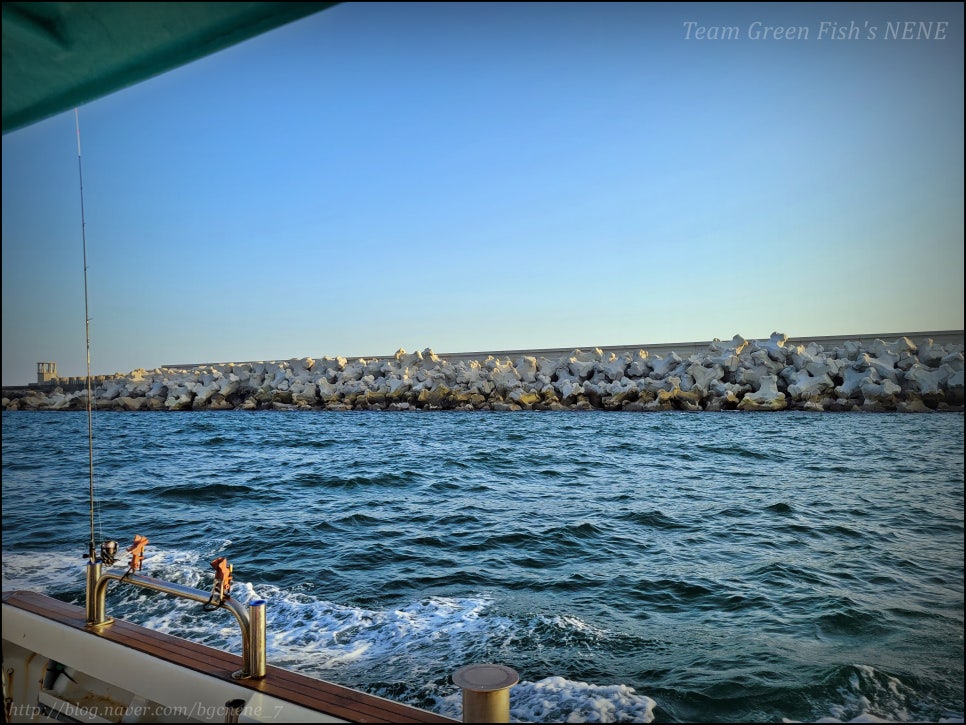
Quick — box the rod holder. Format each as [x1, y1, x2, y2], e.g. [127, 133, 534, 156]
[85, 568, 265, 679]
[85, 561, 109, 625]
[247, 600, 267, 679]
[453, 663, 519, 723]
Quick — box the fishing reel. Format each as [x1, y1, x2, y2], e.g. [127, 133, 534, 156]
[89, 535, 147, 572]
[100, 540, 119, 565]
[84, 540, 119, 565]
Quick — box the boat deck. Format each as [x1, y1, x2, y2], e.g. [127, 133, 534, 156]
[3, 590, 458, 723]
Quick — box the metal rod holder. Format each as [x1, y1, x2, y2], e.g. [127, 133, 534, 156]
[85, 562, 266, 679]
[247, 599, 267, 678]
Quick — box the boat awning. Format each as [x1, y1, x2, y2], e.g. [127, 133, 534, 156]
[2, 1, 337, 134]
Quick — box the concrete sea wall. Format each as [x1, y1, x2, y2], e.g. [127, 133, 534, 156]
[3, 332, 963, 413]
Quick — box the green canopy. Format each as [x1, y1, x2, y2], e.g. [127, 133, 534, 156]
[2, 1, 336, 134]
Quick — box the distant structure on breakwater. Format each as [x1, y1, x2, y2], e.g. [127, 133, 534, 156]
[36, 362, 58, 385]
[3, 330, 963, 413]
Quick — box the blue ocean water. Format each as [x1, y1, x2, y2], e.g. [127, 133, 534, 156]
[2, 410, 963, 723]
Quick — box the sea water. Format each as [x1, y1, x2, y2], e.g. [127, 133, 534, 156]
[2, 410, 963, 723]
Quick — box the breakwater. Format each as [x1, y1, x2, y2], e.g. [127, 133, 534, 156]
[3, 331, 963, 412]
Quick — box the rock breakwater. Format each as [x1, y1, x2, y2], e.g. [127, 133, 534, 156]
[3, 333, 963, 413]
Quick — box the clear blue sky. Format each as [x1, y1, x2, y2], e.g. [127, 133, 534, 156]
[2, 2, 963, 386]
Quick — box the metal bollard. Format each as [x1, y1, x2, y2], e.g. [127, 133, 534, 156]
[224, 699, 246, 723]
[452, 663, 519, 723]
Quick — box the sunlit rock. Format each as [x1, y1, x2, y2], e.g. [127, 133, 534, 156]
[489, 363, 521, 395]
[755, 332, 788, 361]
[848, 352, 899, 384]
[556, 379, 583, 403]
[597, 353, 628, 382]
[650, 374, 682, 395]
[808, 356, 844, 379]
[788, 343, 826, 372]
[916, 339, 947, 367]
[897, 398, 933, 413]
[860, 379, 902, 410]
[624, 350, 650, 378]
[710, 379, 744, 398]
[866, 339, 906, 370]
[786, 370, 835, 399]
[736, 362, 769, 388]
[941, 351, 965, 371]
[46, 390, 72, 410]
[515, 356, 538, 383]
[738, 375, 787, 411]
[649, 352, 682, 379]
[836, 364, 880, 399]
[748, 349, 784, 375]
[164, 390, 194, 410]
[291, 380, 319, 406]
[508, 388, 542, 408]
[653, 384, 702, 411]
[839, 340, 862, 361]
[687, 362, 723, 392]
[568, 355, 597, 380]
[419, 348, 441, 366]
[903, 364, 950, 395]
[603, 383, 640, 409]
[705, 335, 746, 371]
[531, 354, 558, 378]
[340, 360, 365, 382]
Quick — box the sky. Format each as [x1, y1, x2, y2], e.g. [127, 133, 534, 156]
[2, 2, 963, 386]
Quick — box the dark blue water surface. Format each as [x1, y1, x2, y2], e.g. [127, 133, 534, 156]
[2, 410, 963, 723]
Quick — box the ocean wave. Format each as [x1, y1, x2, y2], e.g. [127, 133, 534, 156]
[790, 664, 964, 724]
[617, 509, 690, 529]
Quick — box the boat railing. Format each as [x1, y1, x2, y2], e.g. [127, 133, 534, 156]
[84, 559, 519, 721]
[85, 561, 266, 679]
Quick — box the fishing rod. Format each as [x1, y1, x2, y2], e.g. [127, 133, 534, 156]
[74, 111, 122, 570]
[72, 113, 244, 640]
[74, 108, 100, 565]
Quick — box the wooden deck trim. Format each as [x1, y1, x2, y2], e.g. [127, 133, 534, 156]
[3, 590, 458, 724]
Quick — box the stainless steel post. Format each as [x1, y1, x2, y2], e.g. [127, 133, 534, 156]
[84, 560, 108, 625]
[247, 599, 267, 678]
